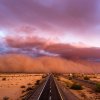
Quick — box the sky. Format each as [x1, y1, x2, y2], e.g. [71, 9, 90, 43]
[0, 0, 100, 47]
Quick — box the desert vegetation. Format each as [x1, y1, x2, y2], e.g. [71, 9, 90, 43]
[20, 85, 26, 88]
[58, 74, 100, 100]
[0, 73, 43, 100]
[70, 83, 83, 90]
[95, 83, 100, 92]
[84, 76, 90, 80]
[35, 80, 40, 85]
[2, 77, 6, 81]
[3, 96, 9, 100]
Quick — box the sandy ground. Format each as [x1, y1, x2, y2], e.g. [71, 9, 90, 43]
[70, 87, 100, 100]
[90, 74, 100, 82]
[0, 73, 43, 100]
[91, 78, 100, 82]
[58, 76, 73, 87]
[58, 76, 100, 100]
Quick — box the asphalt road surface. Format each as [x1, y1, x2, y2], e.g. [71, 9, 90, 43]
[37, 74, 63, 100]
[26, 74, 79, 100]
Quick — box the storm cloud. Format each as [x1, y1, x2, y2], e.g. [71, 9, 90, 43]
[0, 0, 100, 47]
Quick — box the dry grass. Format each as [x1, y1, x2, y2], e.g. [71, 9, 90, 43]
[0, 73, 43, 100]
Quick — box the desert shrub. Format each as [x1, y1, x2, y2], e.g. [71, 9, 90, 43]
[95, 83, 100, 92]
[84, 76, 90, 80]
[42, 75, 46, 78]
[22, 90, 26, 93]
[2, 78, 6, 81]
[21, 85, 26, 88]
[70, 83, 83, 90]
[35, 80, 40, 85]
[27, 83, 32, 86]
[68, 77, 72, 80]
[3, 96, 9, 100]
[26, 87, 33, 91]
[93, 76, 97, 78]
[21, 98, 25, 100]
[57, 78, 60, 81]
[72, 74, 77, 78]
[66, 82, 72, 88]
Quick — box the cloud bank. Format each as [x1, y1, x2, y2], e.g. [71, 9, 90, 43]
[0, 0, 100, 46]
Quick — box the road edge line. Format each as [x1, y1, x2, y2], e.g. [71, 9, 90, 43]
[53, 76, 64, 100]
[37, 75, 50, 100]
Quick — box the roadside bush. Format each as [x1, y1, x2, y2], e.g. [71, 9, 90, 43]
[35, 80, 40, 85]
[66, 82, 72, 88]
[57, 77, 60, 81]
[22, 90, 26, 93]
[93, 76, 97, 78]
[3, 96, 9, 100]
[70, 83, 83, 90]
[84, 76, 90, 80]
[27, 83, 32, 86]
[42, 75, 46, 78]
[21, 85, 26, 88]
[72, 74, 77, 78]
[21, 98, 25, 100]
[26, 87, 33, 91]
[2, 78, 6, 81]
[68, 77, 72, 80]
[95, 83, 100, 92]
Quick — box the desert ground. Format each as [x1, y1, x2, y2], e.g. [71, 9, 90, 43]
[0, 73, 43, 100]
[57, 74, 100, 100]
[0, 73, 100, 100]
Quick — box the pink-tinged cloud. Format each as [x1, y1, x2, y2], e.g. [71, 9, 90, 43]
[44, 44, 100, 59]
[0, 0, 100, 47]
[4, 35, 100, 59]
[5, 35, 46, 48]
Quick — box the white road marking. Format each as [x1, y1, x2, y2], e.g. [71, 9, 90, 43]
[50, 89, 51, 93]
[53, 75, 64, 100]
[49, 96, 51, 100]
[37, 75, 50, 100]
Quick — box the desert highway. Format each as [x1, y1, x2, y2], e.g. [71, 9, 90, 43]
[37, 74, 63, 100]
[25, 74, 79, 100]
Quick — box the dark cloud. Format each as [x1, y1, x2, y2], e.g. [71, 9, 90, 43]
[45, 43, 100, 59]
[5, 35, 100, 60]
[5, 35, 46, 48]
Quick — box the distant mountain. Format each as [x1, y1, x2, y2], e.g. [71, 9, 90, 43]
[0, 54, 99, 73]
